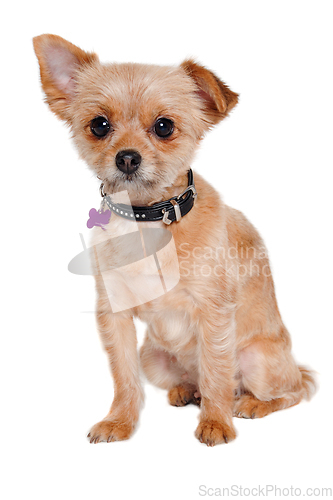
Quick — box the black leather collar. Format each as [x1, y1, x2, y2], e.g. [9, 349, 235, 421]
[102, 169, 197, 225]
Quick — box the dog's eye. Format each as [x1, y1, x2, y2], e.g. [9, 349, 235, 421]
[90, 116, 110, 138]
[154, 118, 174, 138]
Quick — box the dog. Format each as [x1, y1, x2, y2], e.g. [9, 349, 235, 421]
[33, 34, 316, 446]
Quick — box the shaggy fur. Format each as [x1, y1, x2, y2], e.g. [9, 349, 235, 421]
[33, 34, 316, 446]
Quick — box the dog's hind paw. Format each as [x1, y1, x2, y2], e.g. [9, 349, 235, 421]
[234, 394, 275, 419]
[168, 384, 200, 407]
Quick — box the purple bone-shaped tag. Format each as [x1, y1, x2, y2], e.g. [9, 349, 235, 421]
[87, 208, 111, 230]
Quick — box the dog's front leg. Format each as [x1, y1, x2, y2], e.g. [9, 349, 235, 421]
[195, 304, 237, 446]
[88, 297, 143, 443]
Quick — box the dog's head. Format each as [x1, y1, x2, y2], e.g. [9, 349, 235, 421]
[33, 34, 238, 204]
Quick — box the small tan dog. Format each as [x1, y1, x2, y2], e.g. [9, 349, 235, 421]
[33, 34, 316, 446]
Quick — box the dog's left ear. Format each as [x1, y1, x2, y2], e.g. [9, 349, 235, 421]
[181, 60, 239, 126]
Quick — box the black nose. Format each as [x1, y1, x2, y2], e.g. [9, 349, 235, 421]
[115, 150, 141, 175]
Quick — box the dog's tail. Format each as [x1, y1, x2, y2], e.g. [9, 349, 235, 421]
[298, 365, 317, 401]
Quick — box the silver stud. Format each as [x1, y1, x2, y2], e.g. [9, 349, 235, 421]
[136, 214, 139, 218]
[142, 214, 146, 218]
[125, 213, 128, 216]
[116, 209, 119, 213]
[130, 214, 134, 217]
[120, 211, 123, 214]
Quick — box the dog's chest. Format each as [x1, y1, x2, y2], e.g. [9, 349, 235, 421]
[136, 283, 199, 355]
[91, 214, 197, 352]
[91, 215, 183, 313]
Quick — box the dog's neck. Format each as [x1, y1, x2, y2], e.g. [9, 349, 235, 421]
[114, 170, 190, 207]
[154, 172, 189, 205]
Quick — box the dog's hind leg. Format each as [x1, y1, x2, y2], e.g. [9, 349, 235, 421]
[234, 337, 316, 419]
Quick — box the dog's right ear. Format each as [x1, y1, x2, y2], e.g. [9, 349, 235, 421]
[33, 34, 98, 122]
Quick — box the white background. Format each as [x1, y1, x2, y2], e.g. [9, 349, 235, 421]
[1, 1, 332, 499]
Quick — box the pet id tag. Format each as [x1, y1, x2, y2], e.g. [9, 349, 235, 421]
[86, 183, 111, 230]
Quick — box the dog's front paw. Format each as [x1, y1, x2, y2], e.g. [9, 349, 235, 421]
[195, 419, 236, 447]
[87, 418, 135, 443]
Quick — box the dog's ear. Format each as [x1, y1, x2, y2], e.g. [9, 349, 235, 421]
[33, 34, 98, 121]
[181, 60, 238, 127]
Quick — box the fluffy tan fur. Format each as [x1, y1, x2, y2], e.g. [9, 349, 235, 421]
[33, 34, 316, 446]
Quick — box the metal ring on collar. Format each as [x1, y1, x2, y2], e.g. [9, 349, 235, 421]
[170, 199, 182, 221]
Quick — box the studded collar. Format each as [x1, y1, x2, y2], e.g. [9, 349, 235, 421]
[100, 169, 197, 225]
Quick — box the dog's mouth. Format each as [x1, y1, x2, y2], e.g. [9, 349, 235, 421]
[123, 172, 141, 182]
[114, 172, 137, 183]
[101, 168, 157, 197]
[118, 169, 149, 185]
